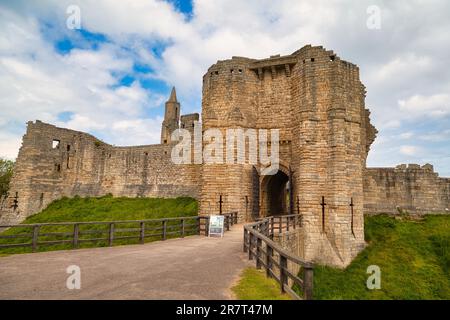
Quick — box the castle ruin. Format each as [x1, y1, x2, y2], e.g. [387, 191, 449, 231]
[1, 45, 449, 267]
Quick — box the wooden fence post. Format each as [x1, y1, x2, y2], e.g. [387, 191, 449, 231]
[303, 267, 314, 300]
[108, 223, 114, 246]
[181, 219, 185, 238]
[271, 218, 274, 237]
[243, 229, 248, 252]
[205, 216, 210, 236]
[73, 224, 79, 249]
[278, 217, 282, 234]
[256, 237, 262, 269]
[140, 222, 145, 244]
[266, 245, 273, 278]
[32, 225, 40, 253]
[280, 255, 288, 293]
[248, 232, 253, 260]
[162, 220, 167, 240]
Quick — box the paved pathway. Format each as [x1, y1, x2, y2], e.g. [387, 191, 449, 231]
[0, 225, 251, 300]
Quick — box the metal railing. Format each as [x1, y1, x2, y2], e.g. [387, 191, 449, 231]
[0, 212, 239, 253]
[243, 214, 314, 300]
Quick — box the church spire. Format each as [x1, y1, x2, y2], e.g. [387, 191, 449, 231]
[168, 86, 178, 103]
[161, 86, 180, 144]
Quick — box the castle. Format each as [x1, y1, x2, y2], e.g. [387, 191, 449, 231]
[1, 45, 449, 267]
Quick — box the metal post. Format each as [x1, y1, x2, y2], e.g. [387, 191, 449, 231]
[320, 196, 327, 233]
[350, 197, 355, 237]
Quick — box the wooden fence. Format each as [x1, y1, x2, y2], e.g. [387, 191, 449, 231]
[0, 212, 238, 253]
[243, 214, 314, 300]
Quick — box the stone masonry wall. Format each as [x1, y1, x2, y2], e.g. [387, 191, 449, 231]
[364, 164, 450, 214]
[0, 120, 200, 225]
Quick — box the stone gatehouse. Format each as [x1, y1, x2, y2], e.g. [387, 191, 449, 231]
[1, 45, 449, 267]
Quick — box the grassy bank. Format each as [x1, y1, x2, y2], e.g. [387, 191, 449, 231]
[310, 214, 449, 300]
[231, 268, 291, 300]
[234, 214, 449, 300]
[0, 195, 198, 255]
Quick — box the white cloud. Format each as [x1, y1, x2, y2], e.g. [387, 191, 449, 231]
[399, 132, 414, 139]
[399, 94, 450, 118]
[0, 131, 21, 159]
[0, 6, 166, 157]
[372, 54, 432, 84]
[419, 129, 450, 142]
[399, 145, 421, 156]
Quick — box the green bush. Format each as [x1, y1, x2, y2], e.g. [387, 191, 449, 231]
[0, 158, 14, 196]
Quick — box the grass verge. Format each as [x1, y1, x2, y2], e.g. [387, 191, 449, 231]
[231, 268, 291, 300]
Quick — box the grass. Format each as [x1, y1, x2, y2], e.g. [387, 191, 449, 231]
[232, 268, 291, 300]
[0, 195, 198, 255]
[233, 214, 450, 300]
[309, 214, 450, 300]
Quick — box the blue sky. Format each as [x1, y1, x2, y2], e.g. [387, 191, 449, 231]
[0, 0, 449, 176]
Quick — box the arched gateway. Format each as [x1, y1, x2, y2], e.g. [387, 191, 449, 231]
[260, 164, 292, 217]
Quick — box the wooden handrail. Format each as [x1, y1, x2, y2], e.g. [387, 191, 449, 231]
[243, 214, 314, 300]
[0, 214, 226, 253]
[0, 215, 203, 228]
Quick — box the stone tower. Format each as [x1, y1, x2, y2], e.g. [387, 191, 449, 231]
[199, 45, 377, 267]
[161, 87, 180, 144]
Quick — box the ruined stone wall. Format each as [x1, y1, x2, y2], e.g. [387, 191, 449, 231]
[364, 164, 450, 214]
[0, 120, 200, 225]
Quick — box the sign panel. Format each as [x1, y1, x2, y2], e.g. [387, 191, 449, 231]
[208, 215, 224, 237]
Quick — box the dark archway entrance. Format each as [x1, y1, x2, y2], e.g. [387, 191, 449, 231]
[261, 170, 291, 216]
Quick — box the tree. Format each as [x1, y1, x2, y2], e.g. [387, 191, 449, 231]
[0, 158, 14, 197]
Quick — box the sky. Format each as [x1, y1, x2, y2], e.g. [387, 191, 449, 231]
[0, 0, 449, 176]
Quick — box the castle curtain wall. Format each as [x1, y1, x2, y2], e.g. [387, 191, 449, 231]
[364, 165, 450, 214]
[0, 120, 200, 225]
